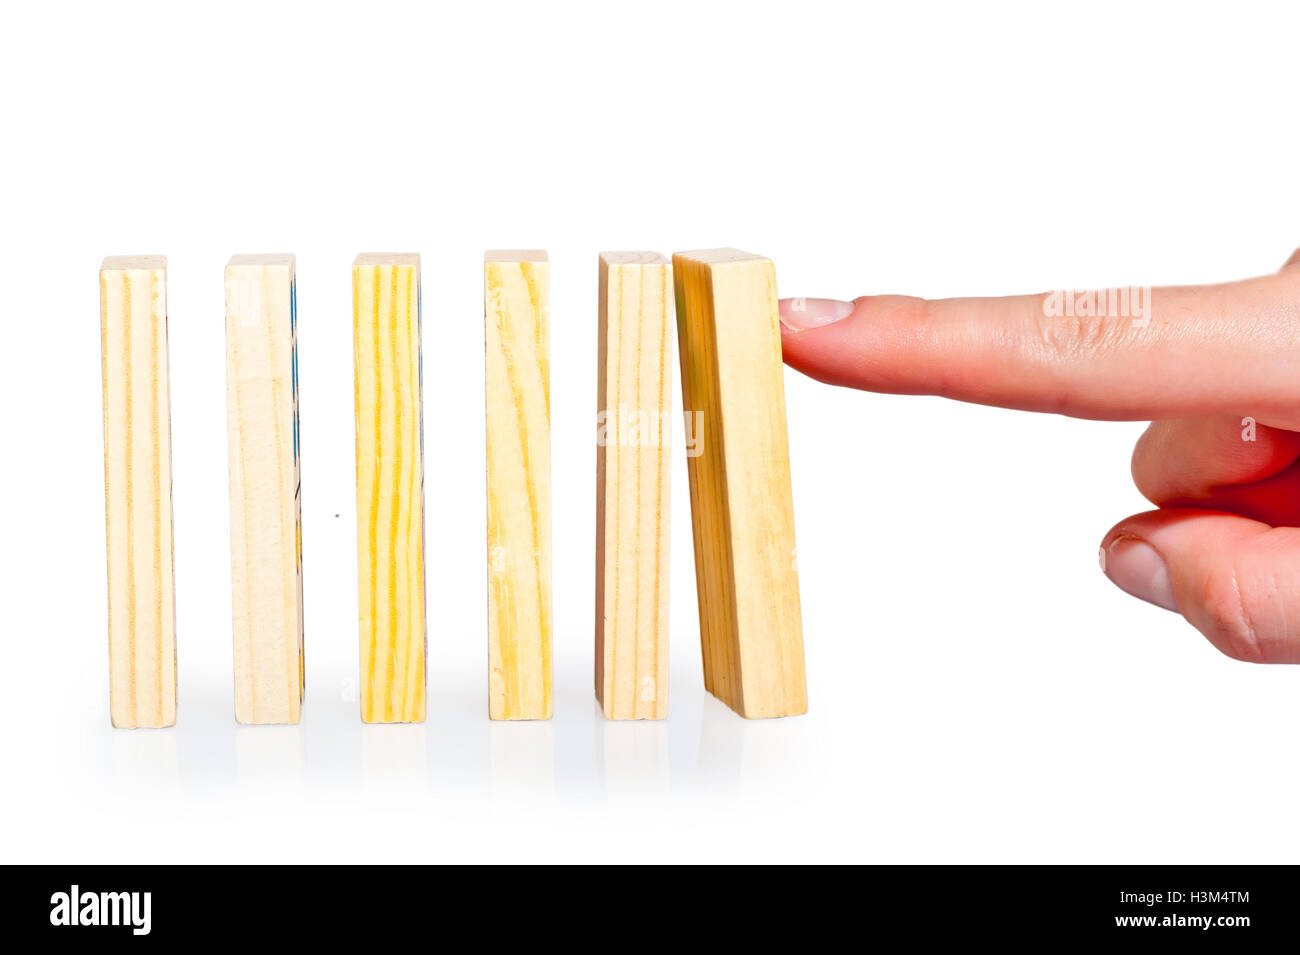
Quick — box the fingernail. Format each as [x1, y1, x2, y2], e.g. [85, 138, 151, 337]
[1101, 537, 1178, 612]
[779, 297, 855, 331]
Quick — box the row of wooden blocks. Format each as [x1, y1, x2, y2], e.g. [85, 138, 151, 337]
[100, 250, 806, 727]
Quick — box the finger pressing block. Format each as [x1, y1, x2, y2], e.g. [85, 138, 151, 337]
[353, 254, 427, 723]
[595, 252, 672, 719]
[101, 256, 177, 728]
[672, 249, 807, 718]
[225, 254, 304, 724]
[484, 251, 553, 720]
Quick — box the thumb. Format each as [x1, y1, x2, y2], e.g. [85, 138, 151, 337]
[1100, 509, 1300, 664]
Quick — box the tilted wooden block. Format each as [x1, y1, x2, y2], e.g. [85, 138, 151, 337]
[595, 252, 672, 719]
[672, 249, 807, 718]
[225, 254, 304, 724]
[484, 250, 553, 720]
[100, 256, 177, 728]
[353, 253, 427, 723]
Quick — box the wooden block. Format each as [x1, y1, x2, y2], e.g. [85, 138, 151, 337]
[595, 252, 672, 719]
[100, 256, 177, 728]
[225, 254, 304, 724]
[672, 249, 807, 718]
[353, 253, 426, 723]
[484, 250, 552, 720]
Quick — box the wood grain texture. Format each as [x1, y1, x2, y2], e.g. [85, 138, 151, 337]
[672, 249, 807, 718]
[484, 250, 553, 720]
[101, 256, 177, 728]
[225, 254, 304, 724]
[595, 252, 671, 719]
[353, 253, 426, 723]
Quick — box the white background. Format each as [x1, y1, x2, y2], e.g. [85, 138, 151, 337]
[3, 1, 1298, 863]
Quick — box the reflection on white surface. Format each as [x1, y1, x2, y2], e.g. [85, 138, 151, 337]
[92, 667, 788, 801]
[598, 718, 670, 799]
[695, 695, 746, 794]
[361, 721, 427, 781]
[489, 720, 555, 795]
[235, 723, 303, 784]
[110, 724, 179, 786]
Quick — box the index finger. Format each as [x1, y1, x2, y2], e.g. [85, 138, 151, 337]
[778, 262, 1300, 425]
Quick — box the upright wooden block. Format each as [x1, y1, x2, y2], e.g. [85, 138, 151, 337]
[100, 256, 177, 728]
[484, 251, 552, 720]
[595, 252, 672, 719]
[225, 254, 304, 724]
[672, 249, 807, 718]
[353, 253, 426, 723]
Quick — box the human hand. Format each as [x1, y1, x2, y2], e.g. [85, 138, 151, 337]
[779, 249, 1300, 664]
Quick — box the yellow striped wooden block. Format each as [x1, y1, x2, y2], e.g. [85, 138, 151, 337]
[484, 250, 553, 720]
[595, 252, 671, 719]
[225, 254, 304, 724]
[672, 249, 807, 718]
[100, 256, 177, 728]
[353, 253, 426, 723]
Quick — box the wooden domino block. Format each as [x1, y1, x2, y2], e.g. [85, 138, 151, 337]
[672, 249, 807, 718]
[353, 253, 426, 723]
[484, 251, 552, 720]
[225, 254, 304, 724]
[100, 256, 177, 728]
[595, 252, 672, 719]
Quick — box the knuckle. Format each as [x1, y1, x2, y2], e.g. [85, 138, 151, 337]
[1197, 562, 1272, 663]
[1129, 425, 1166, 503]
[1032, 308, 1131, 361]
